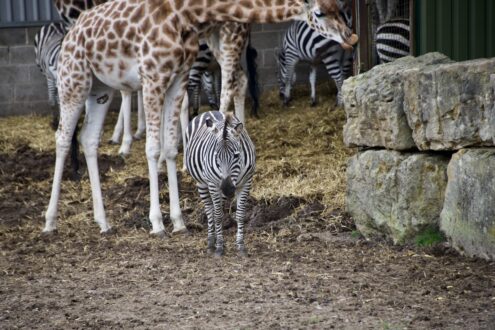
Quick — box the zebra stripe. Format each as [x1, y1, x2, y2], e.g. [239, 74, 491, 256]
[376, 18, 411, 64]
[33, 22, 68, 106]
[277, 20, 355, 107]
[185, 111, 256, 256]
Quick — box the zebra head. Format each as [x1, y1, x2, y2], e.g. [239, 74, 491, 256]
[304, 0, 358, 50]
[205, 113, 244, 198]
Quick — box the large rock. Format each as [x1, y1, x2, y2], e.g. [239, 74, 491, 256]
[440, 149, 495, 260]
[343, 53, 452, 150]
[347, 150, 449, 243]
[404, 59, 495, 150]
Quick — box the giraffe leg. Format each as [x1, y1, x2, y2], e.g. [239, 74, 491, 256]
[180, 95, 189, 172]
[233, 67, 247, 124]
[118, 90, 133, 157]
[160, 75, 189, 233]
[142, 81, 167, 235]
[133, 90, 145, 140]
[197, 184, 215, 253]
[309, 65, 317, 107]
[110, 97, 124, 144]
[80, 87, 115, 233]
[43, 95, 85, 233]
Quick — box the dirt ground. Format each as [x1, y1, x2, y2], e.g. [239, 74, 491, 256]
[1, 90, 494, 329]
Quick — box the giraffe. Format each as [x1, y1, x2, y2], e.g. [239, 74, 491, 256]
[52, 0, 254, 160]
[43, 0, 357, 237]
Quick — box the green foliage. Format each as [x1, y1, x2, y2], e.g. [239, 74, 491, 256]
[414, 227, 446, 247]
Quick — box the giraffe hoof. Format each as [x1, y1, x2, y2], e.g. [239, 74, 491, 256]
[151, 230, 169, 239]
[172, 227, 190, 236]
[41, 229, 58, 239]
[101, 227, 117, 236]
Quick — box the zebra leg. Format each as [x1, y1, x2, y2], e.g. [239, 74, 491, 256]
[235, 180, 252, 257]
[322, 55, 344, 107]
[133, 90, 146, 140]
[118, 90, 133, 157]
[80, 87, 115, 233]
[309, 65, 318, 107]
[283, 60, 298, 107]
[109, 99, 124, 144]
[209, 187, 225, 257]
[47, 78, 59, 130]
[198, 184, 215, 253]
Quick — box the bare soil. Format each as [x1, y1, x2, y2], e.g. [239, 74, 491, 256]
[1, 96, 495, 329]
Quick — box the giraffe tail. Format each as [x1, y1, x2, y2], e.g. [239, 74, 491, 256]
[246, 34, 260, 118]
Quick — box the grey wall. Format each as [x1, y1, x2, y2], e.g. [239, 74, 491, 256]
[0, 22, 322, 117]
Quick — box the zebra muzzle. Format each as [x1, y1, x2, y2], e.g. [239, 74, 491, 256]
[220, 177, 236, 199]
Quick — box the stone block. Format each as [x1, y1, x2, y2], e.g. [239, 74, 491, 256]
[9, 46, 36, 64]
[0, 47, 9, 65]
[404, 58, 495, 150]
[347, 150, 449, 244]
[0, 65, 30, 84]
[440, 149, 495, 260]
[342, 52, 452, 150]
[0, 28, 27, 46]
[0, 84, 13, 103]
[15, 82, 50, 102]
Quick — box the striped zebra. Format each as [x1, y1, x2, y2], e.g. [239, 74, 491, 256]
[375, 18, 410, 64]
[277, 20, 355, 107]
[185, 111, 256, 257]
[34, 22, 80, 179]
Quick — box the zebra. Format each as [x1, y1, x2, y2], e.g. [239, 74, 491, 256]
[185, 111, 256, 257]
[277, 20, 355, 107]
[34, 22, 80, 180]
[375, 18, 411, 64]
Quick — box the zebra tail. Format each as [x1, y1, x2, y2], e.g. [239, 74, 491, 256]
[70, 124, 80, 181]
[246, 35, 260, 118]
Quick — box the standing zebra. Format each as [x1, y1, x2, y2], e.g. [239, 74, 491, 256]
[277, 20, 355, 107]
[185, 111, 256, 257]
[375, 18, 410, 64]
[34, 22, 80, 179]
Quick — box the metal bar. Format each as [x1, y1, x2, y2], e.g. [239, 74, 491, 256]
[19, 0, 26, 21]
[32, 0, 40, 21]
[410, 0, 415, 55]
[357, 0, 370, 72]
[5, 0, 13, 22]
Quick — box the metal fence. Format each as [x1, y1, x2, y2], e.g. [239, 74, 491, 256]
[0, 0, 60, 28]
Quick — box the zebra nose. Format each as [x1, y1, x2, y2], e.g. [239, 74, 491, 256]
[220, 177, 236, 199]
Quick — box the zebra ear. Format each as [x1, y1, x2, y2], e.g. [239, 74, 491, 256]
[234, 123, 243, 135]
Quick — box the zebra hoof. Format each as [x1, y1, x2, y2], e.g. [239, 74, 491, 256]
[238, 247, 248, 258]
[214, 247, 224, 257]
[101, 227, 117, 236]
[310, 100, 317, 107]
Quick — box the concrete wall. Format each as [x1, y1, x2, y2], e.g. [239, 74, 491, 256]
[0, 22, 322, 117]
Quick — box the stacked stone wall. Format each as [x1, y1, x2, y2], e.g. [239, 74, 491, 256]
[343, 53, 495, 259]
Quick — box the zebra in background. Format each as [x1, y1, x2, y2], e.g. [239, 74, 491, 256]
[185, 111, 256, 257]
[277, 20, 355, 107]
[34, 22, 80, 179]
[375, 18, 411, 63]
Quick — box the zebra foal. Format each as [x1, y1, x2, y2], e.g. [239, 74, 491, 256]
[185, 111, 256, 257]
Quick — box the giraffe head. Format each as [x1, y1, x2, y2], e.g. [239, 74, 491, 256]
[304, 0, 358, 49]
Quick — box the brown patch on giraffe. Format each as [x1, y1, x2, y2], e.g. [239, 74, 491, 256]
[113, 20, 127, 38]
[130, 5, 144, 23]
[121, 40, 133, 58]
[96, 39, 106, 52]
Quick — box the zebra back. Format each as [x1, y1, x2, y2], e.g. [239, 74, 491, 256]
[185, 111, 255, 189]
[376, 18, 411, 64]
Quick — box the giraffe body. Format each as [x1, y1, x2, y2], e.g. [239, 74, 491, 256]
[45, 0, 356, 236]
